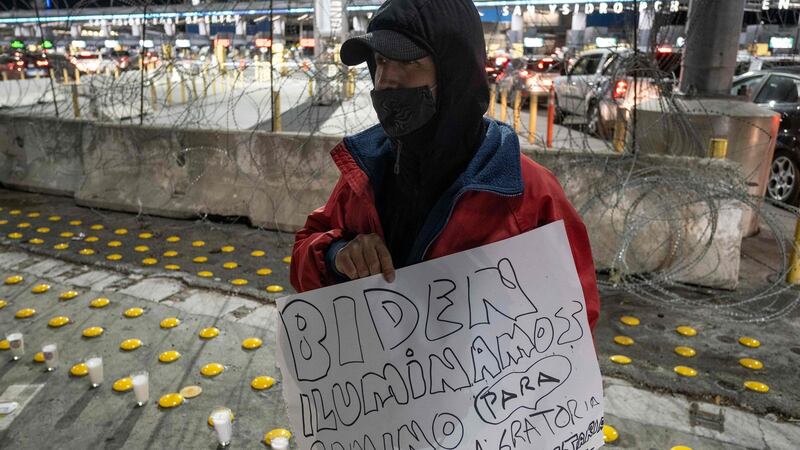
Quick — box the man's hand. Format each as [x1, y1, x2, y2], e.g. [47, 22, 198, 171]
[334, 234, 396, 282]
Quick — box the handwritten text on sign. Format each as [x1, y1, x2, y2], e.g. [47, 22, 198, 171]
[276, 221, 604, 450]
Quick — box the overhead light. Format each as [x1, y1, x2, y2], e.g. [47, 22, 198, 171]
[298, 14, 309, 21]
[253, 15, 269, 23]
[595, 37, 618, 48]
[272, 15, 282, 21]
[524, 37, 544, 48]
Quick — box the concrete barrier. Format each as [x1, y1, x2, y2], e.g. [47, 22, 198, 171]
[531, 151, 745, 289]
[0, 113, 745, 288]
[0, 115, 84, 195]
[75, 122, 340, 231]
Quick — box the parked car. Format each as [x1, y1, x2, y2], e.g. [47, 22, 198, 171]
[486, 54, 511, 85]
[70, 51, 106, 74]
[108, 49, 135, 71]
[24, 52, 72, 78]
[552, 47, 680, 137]
[496, 55, 563, 105]
[0, 53, 26, 79]
[731, 69, 800, 205]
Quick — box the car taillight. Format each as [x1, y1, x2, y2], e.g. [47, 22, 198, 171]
[486, 67, 495, 72]
[35, 60, 49, 67]
[495, 56, 508, 66]
[15, 60, 24, 67]
[613, 79, 628, 100]
[519, 70, 531, 79]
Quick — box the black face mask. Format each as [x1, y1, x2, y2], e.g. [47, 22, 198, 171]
[370, 85, 437, 138]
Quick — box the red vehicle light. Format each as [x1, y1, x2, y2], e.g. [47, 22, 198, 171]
[15, 60, 24, 67]
[35, 60, 49, 67]
[519, 70, 531, 78]
[613, 79, 629, 100]
[542, 57, 554, 62]
[485, 67, 495, 72]
[656, 46, 673, 54]
[495, 56, 508, 65]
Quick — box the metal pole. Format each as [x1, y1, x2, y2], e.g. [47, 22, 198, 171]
[546, 85, 555, 149]
[788, 219, 800, 284]
[528, 95, 538, 145]
[500, 90, 508, 123]
[489, 84, 496, 118]
[269, 0, 275, 131]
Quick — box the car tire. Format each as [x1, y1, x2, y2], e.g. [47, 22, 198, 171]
[586, 102, 600, 136]
[768, 148, 800, 205]
[586, 101, 609, 139]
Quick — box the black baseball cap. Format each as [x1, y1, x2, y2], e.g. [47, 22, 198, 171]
[340, 30, 429, 66]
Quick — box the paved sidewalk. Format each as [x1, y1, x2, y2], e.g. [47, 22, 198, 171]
[0, 188, 799, 448]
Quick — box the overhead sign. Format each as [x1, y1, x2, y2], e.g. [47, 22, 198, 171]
[10, 39, 24, 49]
[41, 39, 53, 49]
[524, 37, 545, 48]
[769, 36, 794, 49]
[276, 221, 604, 450]
[479, 0, 683, 20]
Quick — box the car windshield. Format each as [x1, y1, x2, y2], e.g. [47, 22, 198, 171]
[754, 74, 800, 104]
[571, 54, 602, 76]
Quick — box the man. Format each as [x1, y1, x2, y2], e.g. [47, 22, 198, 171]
[290, 0, 599, 330]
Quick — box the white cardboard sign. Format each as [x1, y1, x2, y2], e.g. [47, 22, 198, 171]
[276, 221, 605, 450]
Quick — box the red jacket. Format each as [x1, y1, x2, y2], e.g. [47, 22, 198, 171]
[290, 119, 600, 330]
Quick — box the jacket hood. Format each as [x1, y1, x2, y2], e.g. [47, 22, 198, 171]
[366, 0, 490, 178]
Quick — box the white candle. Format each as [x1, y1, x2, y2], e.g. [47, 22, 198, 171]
[42, 343, 58, 371]
[86, 357, 103, 387]
[132, 371, 149, 406]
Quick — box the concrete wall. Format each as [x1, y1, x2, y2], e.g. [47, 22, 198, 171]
[0, 114, 745, 288]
